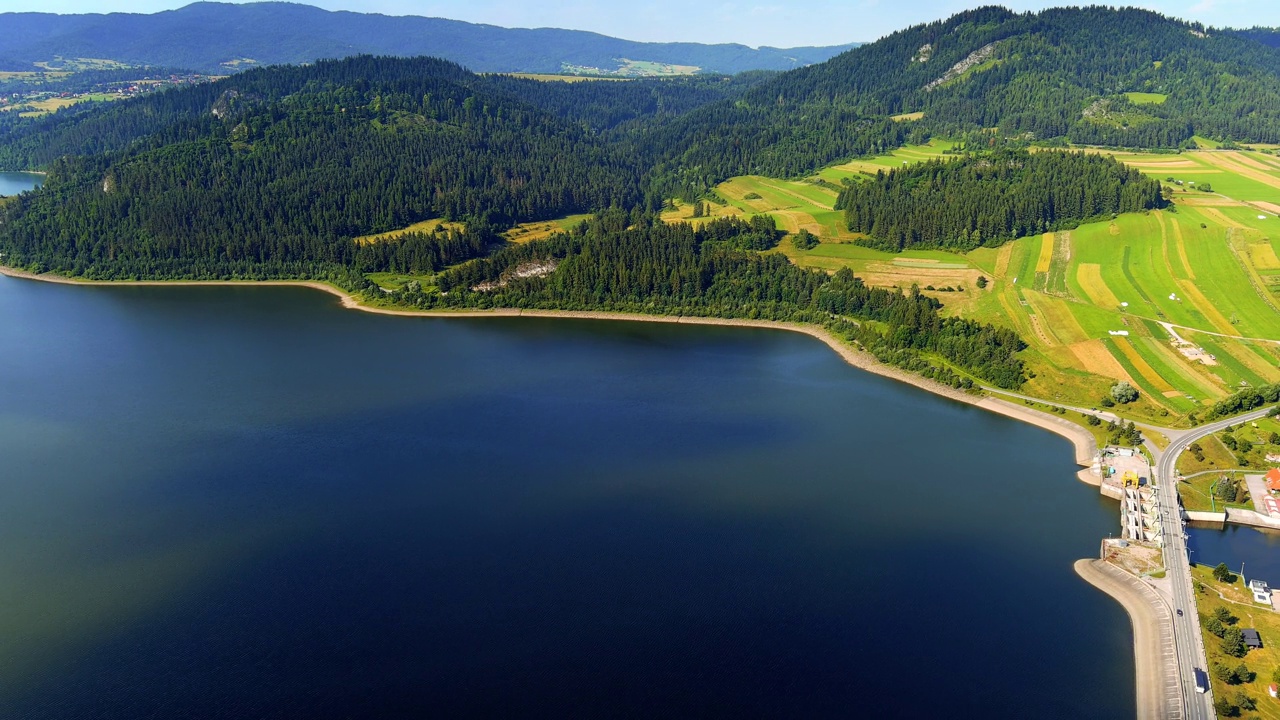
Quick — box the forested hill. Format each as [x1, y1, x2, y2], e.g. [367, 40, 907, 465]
[837, 150, 1166, 252]
[0, 56, 722, 278]
[0, 59, 766, 170]
[0, 2, 857, 75]
[645, 5, 1280, 193]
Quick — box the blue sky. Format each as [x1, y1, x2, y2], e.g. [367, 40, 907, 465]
[0, 0, 1274, 47]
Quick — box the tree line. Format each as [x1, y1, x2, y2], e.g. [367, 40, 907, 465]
[836, 150, 1165, 252]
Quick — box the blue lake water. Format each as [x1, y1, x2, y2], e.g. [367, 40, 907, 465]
[0, 277, 1144, 718]
[0, 171, 42, 196]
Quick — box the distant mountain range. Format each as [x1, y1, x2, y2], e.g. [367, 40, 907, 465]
[0, 1, 860, 75]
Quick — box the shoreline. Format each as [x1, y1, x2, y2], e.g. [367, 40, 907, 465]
[1074, 559, 1176, 719]
[0, 265, 1100, 467]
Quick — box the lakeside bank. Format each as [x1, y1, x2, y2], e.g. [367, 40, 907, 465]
[0, 265, 1100, 467]
[1074, 559, 1175, 720]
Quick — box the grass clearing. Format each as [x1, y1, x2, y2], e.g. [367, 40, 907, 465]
[505, 214, 593, 244]
[355, 219, 463, 245]
[365, 272, 436, 292]
[1177, 436, 1241, 476]
[1191, 564, 1280, 720]
[1178, 470, 1249, 512]
[1124, 92, 1168, 105]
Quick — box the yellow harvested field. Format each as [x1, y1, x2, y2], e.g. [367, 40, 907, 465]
[1247, 153, 1280, 172]
[1174, 279, 1237, 334]
[1231, 343, 1280, 383]
[860, 263, 978, 283]
[1127, 160, 1201, 169]
[1250, 200, 1280, 215]
[1169, 219, 1195, 280]
[891, 112, 925, 122]
[1222, 152, 1279, 174]
[850, 268, 981, 302]
[1197, 207, 1246, 229]
[1025, 309, 1057, 346]
[1068, 341, 1134, 383]
[1178, 197, 1244, 207]
[1248, 242, 1280, 270]
[505, 73, 624, 83]
[717, 181, 776, 212]
[1077, 264, 1122, 309]
[1163, 390, 1184, 398]
[1197, 152, 1280, 191]
[996, 290, 1037, 342]
[659, 201, 742, 225]
[1025, 292, 1089, 345]
[355, 219, 461, 245]
[506, 220, 565, 244]
[1034, 232, 1055, 273]
[993, 243, 1013, 279]
[506, 213, 593, 244]
[768, 182, 838, 206]
[1113, 338, 1177, 394]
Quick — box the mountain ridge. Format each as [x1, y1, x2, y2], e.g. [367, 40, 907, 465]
[0, 1, 860, 75]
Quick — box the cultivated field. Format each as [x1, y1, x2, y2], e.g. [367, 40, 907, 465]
[682, 143, 1280, 422]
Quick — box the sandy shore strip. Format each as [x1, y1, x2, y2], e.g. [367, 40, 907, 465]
[1075, 559, 1179, 720]
[0, 265, 1099, 466]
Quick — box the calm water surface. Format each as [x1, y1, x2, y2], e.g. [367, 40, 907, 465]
[0, 277, 1136, 718]
[0, 171, 42, 196]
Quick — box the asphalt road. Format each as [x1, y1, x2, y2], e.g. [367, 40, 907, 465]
[1152, 407, 1273, 720]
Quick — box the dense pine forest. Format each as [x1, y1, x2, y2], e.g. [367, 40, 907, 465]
[0, 57, 748, 278]
[838, 150, 1166, 251]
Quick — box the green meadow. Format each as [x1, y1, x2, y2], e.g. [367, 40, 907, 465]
[690, 142, 1280, 422]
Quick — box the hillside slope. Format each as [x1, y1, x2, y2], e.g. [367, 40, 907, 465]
[0, 56, 664, 278]
[0, 2, 858, 75]
[647, 5, 1280, 194]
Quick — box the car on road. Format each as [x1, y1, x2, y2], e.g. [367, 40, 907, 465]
[1177, 609, 1183, 617]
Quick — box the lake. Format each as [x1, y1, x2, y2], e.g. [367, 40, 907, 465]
[0, 277, 1136, 718]
[0, 171, 43, 196]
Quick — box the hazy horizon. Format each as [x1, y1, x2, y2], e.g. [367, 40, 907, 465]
[0, 0, 1271, 48]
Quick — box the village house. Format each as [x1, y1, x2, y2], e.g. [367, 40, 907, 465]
[1267, 468, 1280, 494]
